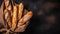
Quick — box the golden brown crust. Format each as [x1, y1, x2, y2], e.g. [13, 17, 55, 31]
[11, 6, 17, 31]
[15, 21, 30, 32]
[4, 9, 11, 28]
[18, 3, 24, 21]
[0, 0, 33, 33]
[8, 4, 13, 17]
[18, 11, 33, 26]
[8, 4, 12, 11]
[4, 0, 9, 8]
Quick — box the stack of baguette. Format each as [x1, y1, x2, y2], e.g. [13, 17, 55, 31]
[0, 0, 33, 33]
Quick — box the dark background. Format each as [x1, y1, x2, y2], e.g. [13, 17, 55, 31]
[0, 0, 60, 34]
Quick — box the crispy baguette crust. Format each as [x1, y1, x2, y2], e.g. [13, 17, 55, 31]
[18, 11, 33, 26]
[4, 9, 11, 28]
[0, 0, 33, 32]
[4, 0, 12, 28]
[11, 6, 17, 30]
[4, 0, 9, 8]
[18, 3, 24, 21]
[14, 21, 29, 32]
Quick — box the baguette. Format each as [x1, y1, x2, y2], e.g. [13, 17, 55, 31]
[11, 6, 17, 31]
[14, 21, 29, 32]
[4, 9, 11, 28]
[4, 0, 9, 8]
[8, 4, 12, 17]
[18, 11, 33, 26]
[18, 3, 23, 20]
